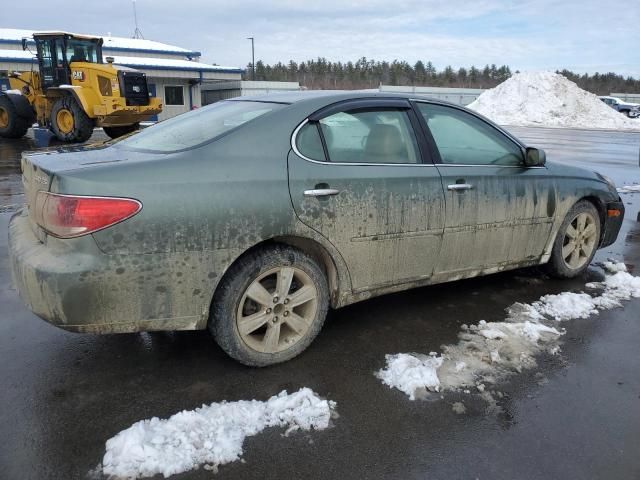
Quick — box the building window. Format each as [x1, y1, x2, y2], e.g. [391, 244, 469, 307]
[164, 85, 184, 106]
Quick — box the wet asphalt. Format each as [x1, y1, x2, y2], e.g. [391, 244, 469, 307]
[1, 126, 639, 480]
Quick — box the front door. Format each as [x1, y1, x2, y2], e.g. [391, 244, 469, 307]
[413, 102, 555, 275]
[288, 99, 445, 291]
[35, 37, 70, 89]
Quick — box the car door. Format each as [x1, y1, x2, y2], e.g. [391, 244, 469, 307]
[413, 101, 556, 276]
[288, 98, 445, 291]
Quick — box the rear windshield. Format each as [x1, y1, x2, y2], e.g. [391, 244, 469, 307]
[116, 100, 285, 152]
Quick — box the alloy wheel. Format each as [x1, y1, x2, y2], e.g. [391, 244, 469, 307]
[236, 266, 318, 354]
[562, 212, 598, 269]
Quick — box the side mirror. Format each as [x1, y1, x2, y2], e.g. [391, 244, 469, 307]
[525, 147, 546, 167]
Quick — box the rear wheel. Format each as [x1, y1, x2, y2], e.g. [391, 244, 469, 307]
[103, 123, 140, 139]
[50, 96, 94, 143]
[0, 95, 31, 139]
[546, 201, 601, 278]
[210, 245, 329, 366]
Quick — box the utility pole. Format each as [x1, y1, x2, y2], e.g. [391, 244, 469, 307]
[247, 37, 255, 80]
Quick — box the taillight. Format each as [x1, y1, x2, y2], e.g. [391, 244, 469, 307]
[34, 192, 142, 238]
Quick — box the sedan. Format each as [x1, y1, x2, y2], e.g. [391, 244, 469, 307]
[9, 92, 625, 366]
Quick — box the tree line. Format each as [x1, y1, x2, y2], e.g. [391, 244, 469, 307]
[241, 57, 640, 94]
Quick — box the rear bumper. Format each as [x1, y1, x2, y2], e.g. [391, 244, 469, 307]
[600, 199, 625, 248]
[8, 210, 205, 334]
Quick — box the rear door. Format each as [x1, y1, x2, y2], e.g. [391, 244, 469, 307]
[413, 101, 556, 275]
[288, 99, 445, 292]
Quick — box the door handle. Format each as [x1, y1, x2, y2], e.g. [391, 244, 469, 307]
[447, 183, 474, 191]
[304, 188, 340, 197]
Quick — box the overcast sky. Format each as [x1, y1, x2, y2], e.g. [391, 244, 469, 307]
[7, 0, 640, 76]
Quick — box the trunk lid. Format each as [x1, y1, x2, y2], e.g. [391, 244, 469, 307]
[20, 143, 158, 241]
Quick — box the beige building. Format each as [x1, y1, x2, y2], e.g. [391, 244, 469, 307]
[0, 28, 243, 121]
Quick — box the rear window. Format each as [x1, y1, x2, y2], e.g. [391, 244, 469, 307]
[116, 100, 284, 152]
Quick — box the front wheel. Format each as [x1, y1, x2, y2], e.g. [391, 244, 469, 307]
[210, 245, 329, 367]
[50, 96, 94, 143]
[546, 200, 601, 278]
[103, 123, 139, 139]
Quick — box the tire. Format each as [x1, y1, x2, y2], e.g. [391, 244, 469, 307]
[50, 96, 94, 143]
[0, 95, 31, 139]
[103, 123, 140, 139]
[545, 200, 601, 278]
[210, 245, 329, 367]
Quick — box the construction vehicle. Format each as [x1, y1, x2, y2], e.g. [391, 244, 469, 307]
[0, 31, 162, 143]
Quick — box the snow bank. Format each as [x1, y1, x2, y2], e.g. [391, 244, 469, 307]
[468, 72, 640, 130]
[618, 184, 640, 194]
[377, 262, 640, 399]
[100, 388, 336, 478]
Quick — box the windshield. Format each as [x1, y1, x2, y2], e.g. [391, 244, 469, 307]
[116, 101, 285, 152]
[66, 38, 100, 63]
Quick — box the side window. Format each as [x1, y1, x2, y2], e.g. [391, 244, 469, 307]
[296, 122, 326, 161]
[416, 103, 523, 166]
[317, 108, 420, 164]
[37, 40, 54, 85]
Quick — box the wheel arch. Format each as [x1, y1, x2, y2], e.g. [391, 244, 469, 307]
[542, 195, 607, 264]
[207, 234, 351, 326]
[579, 195, 606, 244]
[47, 88, 92, 117]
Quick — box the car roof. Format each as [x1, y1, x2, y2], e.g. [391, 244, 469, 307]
[227, 90, 453, 106]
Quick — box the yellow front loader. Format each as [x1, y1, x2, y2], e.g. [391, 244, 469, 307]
[0, 31, 162, 143]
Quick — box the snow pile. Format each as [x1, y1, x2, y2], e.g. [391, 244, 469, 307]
[468, 72, 640, 130]
[376, 353, 443, 400]
[377, 262, 640, 399]
[100, 388, 336, 478]
[618, 184, 640, 194]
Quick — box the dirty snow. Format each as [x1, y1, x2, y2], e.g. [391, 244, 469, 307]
[100, 388, 336, 479]
[377, 262, 640, 399]
[468, 72, 640, 130]
[617, 184, 640, 194]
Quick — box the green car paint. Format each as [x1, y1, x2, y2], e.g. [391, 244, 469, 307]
[8, 92, 624, 334]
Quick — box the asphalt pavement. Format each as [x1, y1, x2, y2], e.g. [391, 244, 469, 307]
[0, 127, 639, 480]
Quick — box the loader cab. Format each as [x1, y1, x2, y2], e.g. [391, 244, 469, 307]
[31, 32, 103, 90]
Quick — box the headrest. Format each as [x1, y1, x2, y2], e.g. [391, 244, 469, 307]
[364, 124, 404, 157]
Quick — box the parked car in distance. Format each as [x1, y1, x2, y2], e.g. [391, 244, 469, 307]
[9, 92, 625, 366]
[598, 96, 640, 118]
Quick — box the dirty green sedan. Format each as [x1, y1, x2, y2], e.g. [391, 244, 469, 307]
[9, 92, 624, 366]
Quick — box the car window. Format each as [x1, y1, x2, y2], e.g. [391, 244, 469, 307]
[317, 108, 420, 164]
[416, 103, 523, 166]
[116, 100, 284, 152]
[296, 122, 326, 161]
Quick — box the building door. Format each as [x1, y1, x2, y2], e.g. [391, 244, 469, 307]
[147, 83, 159, 122]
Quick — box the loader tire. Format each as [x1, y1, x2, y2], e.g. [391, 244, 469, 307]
[103, 123, 140, 139]
[0, 95, 31, 139]
[50, 96, 94, 143]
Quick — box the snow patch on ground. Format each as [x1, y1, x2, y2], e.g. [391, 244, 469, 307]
[617, 184, 640, 194]
[377, 262, 640, 399]
[100, 388, 336, 478]
[468, 72, 640, 130]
